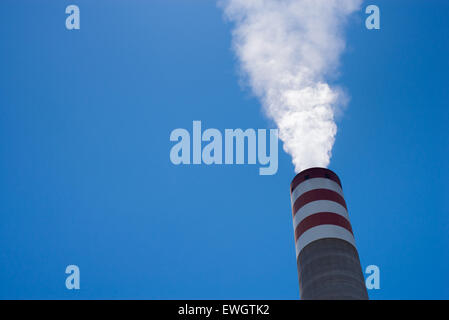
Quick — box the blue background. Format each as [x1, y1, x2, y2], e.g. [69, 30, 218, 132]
[0, 0, 448, 299]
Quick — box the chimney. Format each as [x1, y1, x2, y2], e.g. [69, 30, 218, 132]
[290, 167, 368, 300]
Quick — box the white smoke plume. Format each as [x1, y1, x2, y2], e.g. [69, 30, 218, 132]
[220, 0, 361, 172]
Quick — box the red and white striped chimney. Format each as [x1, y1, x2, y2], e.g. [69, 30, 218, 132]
[290, 167, 368, 300]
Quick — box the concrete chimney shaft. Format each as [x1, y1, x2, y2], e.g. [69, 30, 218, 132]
[290, 167, 368, 300]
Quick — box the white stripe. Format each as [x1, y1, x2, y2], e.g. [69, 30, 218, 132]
[293, 200, 350, 229]
[295, 225, 356, 258]
[291, 177, 343, 205]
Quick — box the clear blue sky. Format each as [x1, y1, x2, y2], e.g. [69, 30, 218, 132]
[0, 0, 448, 299]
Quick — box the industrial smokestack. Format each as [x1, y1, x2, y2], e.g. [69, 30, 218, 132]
[290, 167, 368, 300]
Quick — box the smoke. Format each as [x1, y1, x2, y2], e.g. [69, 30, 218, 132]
[220, 0, 361, 172]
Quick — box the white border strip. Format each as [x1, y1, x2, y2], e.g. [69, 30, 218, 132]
[291, 177, 344, 205]
[295, 224, 356, 258]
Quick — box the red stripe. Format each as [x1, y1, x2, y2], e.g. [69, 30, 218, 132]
[294, 212, 353, 241]
[292, 188, 347, 216]
[290, 167, 342, 194]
